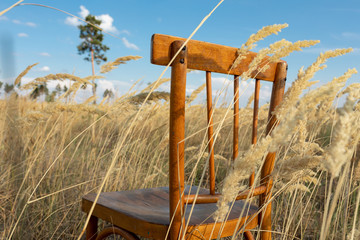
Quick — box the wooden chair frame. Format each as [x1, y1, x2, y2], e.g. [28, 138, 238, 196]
[82, 34, 287, 240]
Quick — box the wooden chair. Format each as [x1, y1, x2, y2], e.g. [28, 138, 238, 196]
[82, 34, 287, 240]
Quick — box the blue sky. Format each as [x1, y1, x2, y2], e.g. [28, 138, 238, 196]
[0, 0, 359, 103]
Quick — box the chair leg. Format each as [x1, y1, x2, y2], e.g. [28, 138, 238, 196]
[86, 215, 98, 240]
[96, 226, 140, 240]
[244, 231, 255, 240]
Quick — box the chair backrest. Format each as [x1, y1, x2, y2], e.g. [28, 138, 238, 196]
[151, 34, 287, 239]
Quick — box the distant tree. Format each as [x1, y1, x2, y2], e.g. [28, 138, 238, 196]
[77, 14, 109, 103]
[103, 89, 114, 99]
[63, 85, 68, 93]
[0, 81, 3, 90]
[30, 83, 48, 99]
[45, 90, 57, 102]
[4, 83, 14, 94]
[55, 83, 62, 95]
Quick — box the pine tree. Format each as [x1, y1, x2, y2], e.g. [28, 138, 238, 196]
[103, 89, 114, 98]
[4, 83, 14, 95]
[30, 83, 48, 99]
[55, 83, 62, 95]
[77, 14, 109, 103]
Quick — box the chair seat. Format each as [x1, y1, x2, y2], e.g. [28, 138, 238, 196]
[82, 186, 258, 239]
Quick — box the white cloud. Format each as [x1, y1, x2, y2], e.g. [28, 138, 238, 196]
[64, 5, 90, 27]
[65, 16, 81, 27]
[64, 5, 88, 27]
[39, 52, 51, 57]
[8, 19, 37, 27]
[259, 85, 272, 100]
[79, 5, 90, 19]
[38, 66, 50, 72]
[188, 70, 201, 74]
[97, 79, 115, 93]
[18, 33, 28, 38]
[19, 77, 35, 87]
[122, 37, 139, 50]
[97, 14, 118, 34]
[46, 79, 70, 89]
[25, 22, 36, 27]
[212, 77, 231, 86]
[64, 5, 120, 34]
[0, 16, 8, 21]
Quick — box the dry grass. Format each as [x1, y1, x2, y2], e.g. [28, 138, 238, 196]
[0, 70, 359, 239]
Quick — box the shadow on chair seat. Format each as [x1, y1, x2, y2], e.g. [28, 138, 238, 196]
[82, 186, 258, 239]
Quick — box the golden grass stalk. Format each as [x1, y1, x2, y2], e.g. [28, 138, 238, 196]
[231, 23, 288, 70]
[275, 48, 353, 119]
[21, 73, 95, 90]
[268, 39, 320, 62]
[0, 0, 23, 17]
[140, 78, 170, 93]
[58, 82, 82, 100]
[99, 95, 109, 105]
[323, 86, 360, 177]
[83, 96, 98, 105]
[241, 39, 320, 81]
[245, 83, 261, 108]
[244, 24, 289, 50]
[100, 56, 142, 74]
[83, 75, 105, 82]
[186, 83, 206, 104]
[127, 91, 170, 104]
[14, 63, 38, 86]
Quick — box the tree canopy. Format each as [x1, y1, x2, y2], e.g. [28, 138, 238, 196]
[77, 15, 109, 66]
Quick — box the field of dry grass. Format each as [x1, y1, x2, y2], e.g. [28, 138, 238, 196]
[0, 66, 359, 239]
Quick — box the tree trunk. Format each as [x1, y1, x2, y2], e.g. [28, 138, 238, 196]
[90, 47, 96, 104]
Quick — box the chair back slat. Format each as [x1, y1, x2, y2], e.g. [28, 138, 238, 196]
[151, 34, 279, 81]
[205, 71, 215, 195]
[233, 75, 240, 161]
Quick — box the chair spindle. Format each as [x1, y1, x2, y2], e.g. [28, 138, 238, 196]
[206, 71, 215, 195]
[249, 79, 260, 186]
[233, 75, 240, 161]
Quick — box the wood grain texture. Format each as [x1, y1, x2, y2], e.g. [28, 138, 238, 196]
[206, 71, 215, 195]
[82, 186, 258, 240]
[244, 231, 255, 240]
[233, 75, 240, 162]
[184, 185, 267, 204]
[249, 79, 261, 187]
[151, 34, 279, 81]
[86, 215, 98, 240]
[169, 40, 187, 240]
[260, 62, 287, 240]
